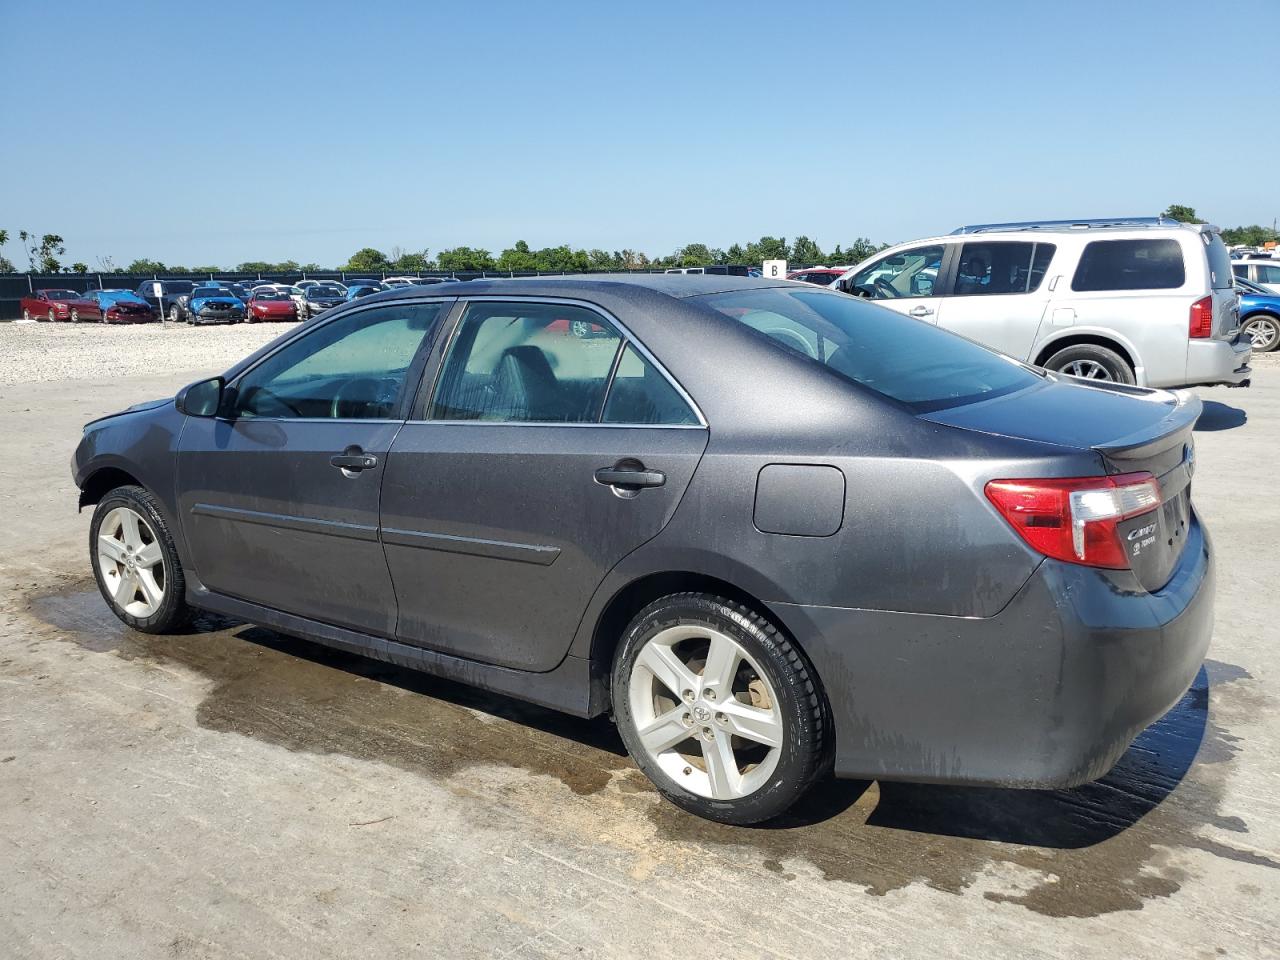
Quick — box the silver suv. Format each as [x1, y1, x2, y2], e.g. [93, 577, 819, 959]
[835, 217, 1251, 388]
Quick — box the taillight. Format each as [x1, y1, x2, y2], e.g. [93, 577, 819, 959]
[1189, 295, 1213, 338]
[985, 473, 1161, 569]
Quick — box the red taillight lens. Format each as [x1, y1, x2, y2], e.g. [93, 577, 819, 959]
[1189, 295, 1213, 338]
[985, 473, 1161, 569]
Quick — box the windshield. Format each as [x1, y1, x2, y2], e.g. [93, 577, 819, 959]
[193, 287, 230, 298]
[45, 290, 79, 300]
[255, 290, 288, 301]
[162, 281, 196, 294]
[699, 288, 1041, 413]
[102, 291, 146, 303]
[309, 286, 342, 298]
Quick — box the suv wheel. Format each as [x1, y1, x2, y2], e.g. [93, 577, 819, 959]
[1043, 344, 1135, 384]
[612, 593, 830, 825]
[168, 303, 182, 323]
[1243, 314, 1280, 353]
[89, 485, 190, 633]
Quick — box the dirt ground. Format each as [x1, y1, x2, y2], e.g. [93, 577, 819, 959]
[1, 330, 1277, 959]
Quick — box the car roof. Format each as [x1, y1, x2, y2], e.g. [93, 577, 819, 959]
[369, 273, 797, 301]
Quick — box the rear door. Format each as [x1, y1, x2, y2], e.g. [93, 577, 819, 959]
[932, 240, 1057, 359]
[176, 299, 451, 635]
[380, 298, 708, 672]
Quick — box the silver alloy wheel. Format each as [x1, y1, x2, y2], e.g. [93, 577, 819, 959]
[1244, 317, 1279, 351]
[628, 624, 783, 800]
[1061, 359, 1113, 380]
[70, 308, 79, 323]
[96, 506, 166, 619]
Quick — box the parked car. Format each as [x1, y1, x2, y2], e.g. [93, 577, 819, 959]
[20, 288, 91, 322]
[80, 289, 157, 323]
[1235, 276, 1280, 352]
[186, 286, 246, 325]
[834, 217, 1251, 388]
[136, 280, 197, 322]
[73, 276, 1213, 825]
[301, 284, 346, 318]
[786, 267, 846, 286]
[345, 282, 387, 301]
[246, 288, 300, 323]
[1232, 257, 1280, 294]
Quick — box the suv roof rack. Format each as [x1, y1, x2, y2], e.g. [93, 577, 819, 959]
[950, 216, 1178, 235]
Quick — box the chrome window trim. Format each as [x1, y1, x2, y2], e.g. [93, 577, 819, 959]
[418, 295, 708, 428]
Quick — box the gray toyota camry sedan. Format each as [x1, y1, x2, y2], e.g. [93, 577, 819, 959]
[73, 276, 1213, 824]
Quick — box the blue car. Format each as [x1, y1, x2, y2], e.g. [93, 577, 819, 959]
[345, 281, 387, 301]
[186, 285, 246, 325]
[1236, 277, 1280, 352]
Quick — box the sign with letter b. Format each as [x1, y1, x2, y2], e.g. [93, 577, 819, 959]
[762, 259, 788, 279]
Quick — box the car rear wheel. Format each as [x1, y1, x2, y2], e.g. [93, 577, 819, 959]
[612, 593, 830, 825]
[89, 485, 189, 634]
[1043, 343, 1135, 385]
[168, 304, 182, 323]
[70, 308, 79, 323]
[22, 308, 31, 322]
[1243, 314, 1280, 353]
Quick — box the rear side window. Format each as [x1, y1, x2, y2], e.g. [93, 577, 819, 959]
[1071, 239, 1185, 291]
[1257, 264, 1280, 284]
[602, 344, 699, 425]
[1233, 263, 1249, 279]
[952, 242, 1056, 296]
[699, 288, 1040, 413]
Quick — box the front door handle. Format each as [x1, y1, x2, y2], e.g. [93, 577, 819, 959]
[909, 305, 934, 318]
[595, 463, 666, 490]
[330, 447, 378, 476]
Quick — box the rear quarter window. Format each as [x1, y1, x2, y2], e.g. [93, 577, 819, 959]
[1071, 238, 1185, 292]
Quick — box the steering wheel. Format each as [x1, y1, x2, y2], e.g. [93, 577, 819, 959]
[241, 385, 301, 418]
[330, 377, 387, 419]
[763, 327, 818, 359]
[873, 276, 900, 299]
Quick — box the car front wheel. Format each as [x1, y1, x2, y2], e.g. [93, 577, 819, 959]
[89, 485, 189, 633]
[1243, 314, 1280, 353]
[168, 304, 182, 323]
[1043, 343, 1135, 384]
[612, 593, 830, 825]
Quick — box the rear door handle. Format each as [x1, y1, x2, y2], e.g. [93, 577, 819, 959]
[330, 450, 378, 474]
[594, 465, 666, 489]
[909, 305, 934, 318]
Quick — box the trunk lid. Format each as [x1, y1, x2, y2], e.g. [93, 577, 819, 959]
[925, 376, 1200, 592]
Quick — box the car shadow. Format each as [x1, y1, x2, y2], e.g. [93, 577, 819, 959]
[1195, 400, 1247, 431]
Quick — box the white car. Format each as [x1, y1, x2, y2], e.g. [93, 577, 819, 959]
[1232, 258, 1280, 294]
[833, 217, 1250, 388]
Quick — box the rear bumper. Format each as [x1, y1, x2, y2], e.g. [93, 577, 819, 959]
[1186, 335, 1252, 387]
[770, 515, 1214, 788]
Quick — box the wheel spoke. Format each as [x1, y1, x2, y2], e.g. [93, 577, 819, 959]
[702, 734, 742, 799]
[636, 707, 691, 754]
[701, 633, 739, 699]
[97, 535, 127, 564]
[135, 569, 163, 609]
[120, 511, 143, 549]
[719, 700, 783, 748]
[111, 571, 135, 606]
[636, 642, 698, 700]
[135, 541, 162, 569]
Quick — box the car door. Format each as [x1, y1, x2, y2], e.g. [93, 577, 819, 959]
[931, 240, 1057, 359]
[176, 298, 452, 635]
[379, 298, 709, 672]
[1254, 262, 1280, 295]
[841, 243, 951, 323]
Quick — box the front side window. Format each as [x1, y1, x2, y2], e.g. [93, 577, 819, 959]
[1071, 238, 1186, 291]
[953, 242, 1056, 296]
[429, 302, 622, 422]
[229, 302, 443, 420]
[847, 244, 944, 300]
[1257, 264, 1280, 284]
[700, 287, 1040, 413]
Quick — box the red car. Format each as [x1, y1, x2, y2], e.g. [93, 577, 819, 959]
[80, 290, 158, 323]
[786, 268, 846, 287]
[20, 288, 93, 322]
[246, 289, 301, 322]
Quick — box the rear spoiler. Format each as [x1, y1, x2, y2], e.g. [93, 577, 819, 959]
[1090, 389, 1202, 464]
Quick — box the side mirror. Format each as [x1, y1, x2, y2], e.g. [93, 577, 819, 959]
[175, 376, 224, 418]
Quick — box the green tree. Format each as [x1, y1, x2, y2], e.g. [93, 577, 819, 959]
[126, 258, 166, 274]
[70, 262, 89, 274]
[497, 240, 539, 272]
[790, 235, 825, 265]
[343, 247, 391, 272]
[1221, 224, 1278, 246]
[1162, 204, 1203, 224]
[744, 236, 790, 264]
[724, 243, 746, 264]
[191, 265, 221, 275]
[436, 246, 496, 271]
[675, 243, 717, 267]
[0, 228, 13, 272]
[843, 238, 883, 263]
[392, 250, 432, 272]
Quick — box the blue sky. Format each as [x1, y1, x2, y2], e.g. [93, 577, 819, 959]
[1, 0, 1273, 269]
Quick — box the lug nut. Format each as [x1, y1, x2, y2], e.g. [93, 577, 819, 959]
[715, 712, 726, 724]
[705, 689, 717, 701]
[683, 766, 692, 776]
[682, 713, 692, 726]
[682, 689, 694, 702]
[704, 728, 715, 740]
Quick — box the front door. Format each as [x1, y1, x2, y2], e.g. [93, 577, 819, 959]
[932, 239, 1058, 359]
[380, 299, 708, 672]
[176, 299, 450, 635]
[843, 243, 950, 324]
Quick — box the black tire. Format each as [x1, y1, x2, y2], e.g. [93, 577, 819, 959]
[48, 309, 56, 322]
[70, 308, 80, 323]
[612, 593, 830, 825]
[1043, 343, 1135, 384]
[22, 308, 31, 322]
[1243, 313, 1280, 353]
[89, 485, 190, 634]
[168, 303, 182, 323]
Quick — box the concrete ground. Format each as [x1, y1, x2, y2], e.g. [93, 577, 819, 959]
[1, 329, 1277, 959]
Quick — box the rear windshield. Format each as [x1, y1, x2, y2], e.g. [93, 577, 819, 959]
[1204, 234, 1235, 289]
[1071, 238, 1185, 291]
[698, 288, 1040, 413]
